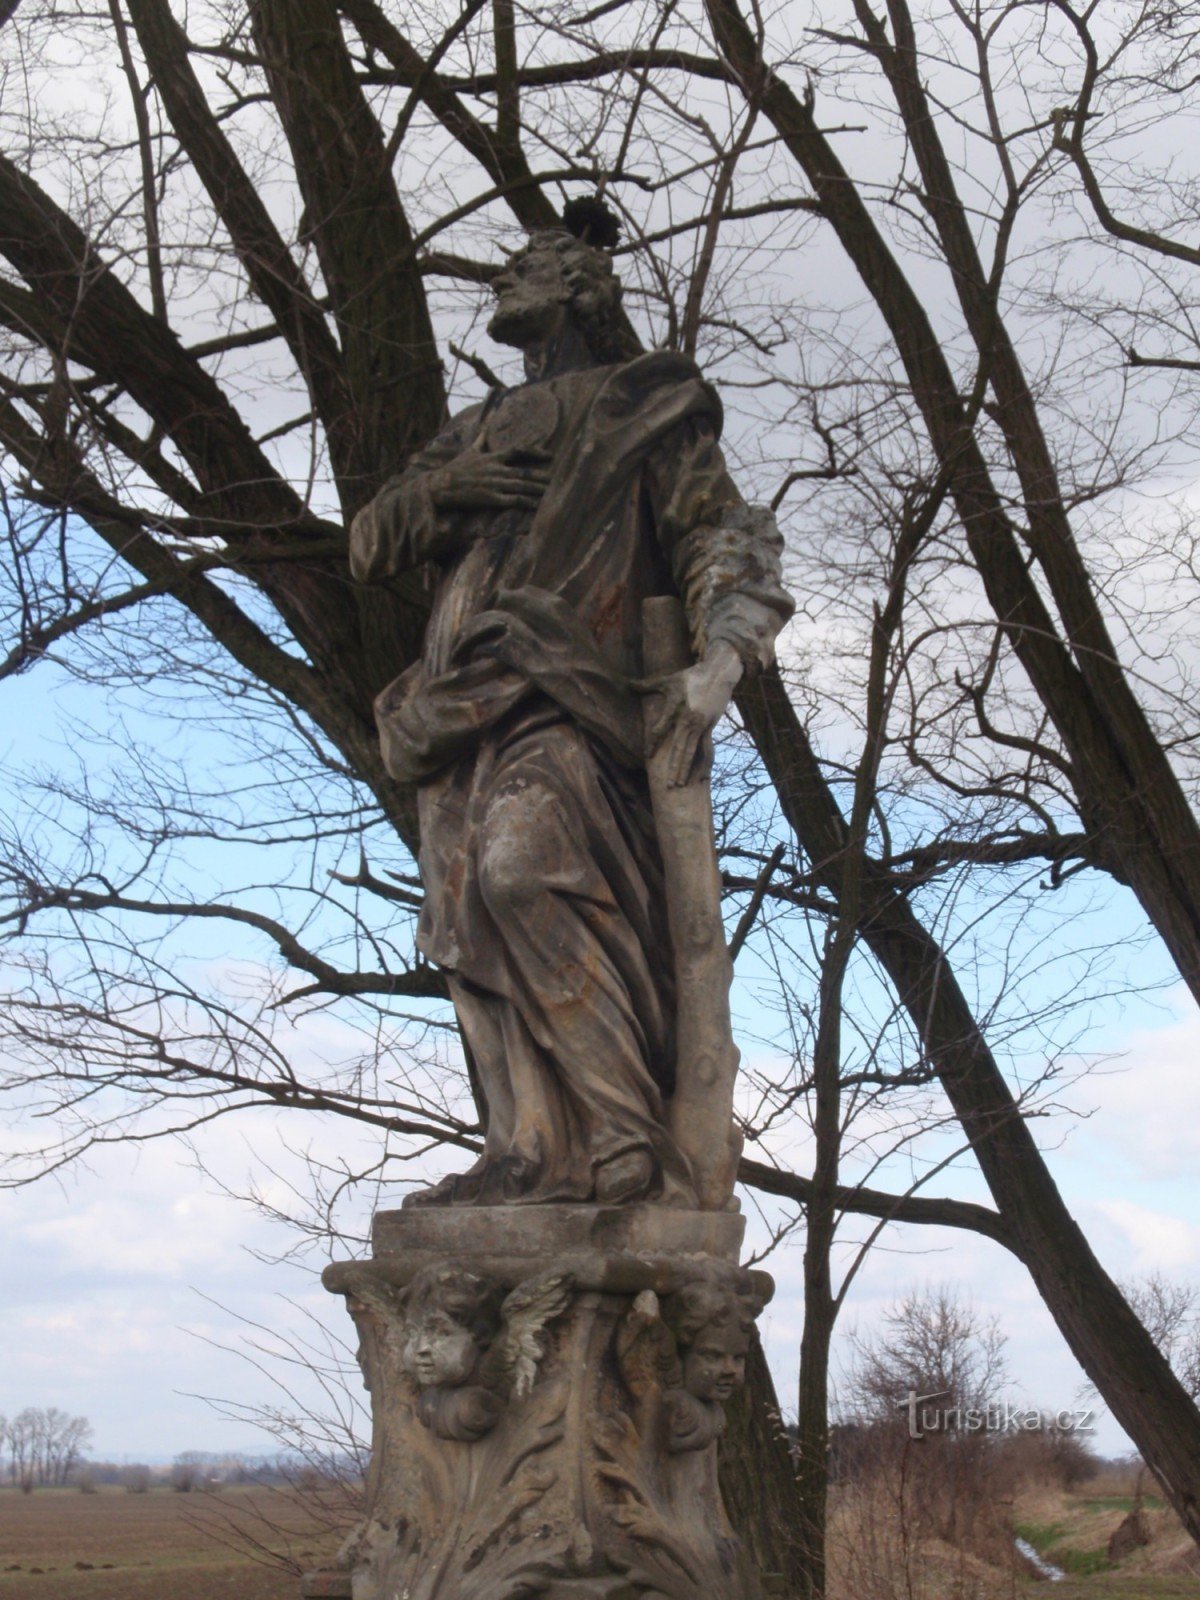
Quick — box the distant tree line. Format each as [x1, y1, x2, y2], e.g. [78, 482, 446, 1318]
[1, 1408, 92, 1491]
[74, 1450, 360, 1495]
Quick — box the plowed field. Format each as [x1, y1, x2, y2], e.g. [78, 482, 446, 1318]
[0, 1485, 346, 1600]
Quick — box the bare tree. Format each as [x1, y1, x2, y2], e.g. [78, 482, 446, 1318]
[842, 1288, 1012, 1552]
[1116, 1276, 1200, 1405]
[834, 1287, 1095, 1591]
[846, 1288, 1009, 1425]
[7, 1409, 35, 1492]
[4, 0, 1200, 1584]
[3, 1406, 91, 1488]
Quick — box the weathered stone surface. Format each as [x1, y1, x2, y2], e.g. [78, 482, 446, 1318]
[642, 593, 743, 1209]
[324, 205, 795, 1600]
[372, 1201, 746, 1262]
[324, 1245, 772, 1600]
[326, 1206, 769, 1306]
[348, 209, 793, 1216]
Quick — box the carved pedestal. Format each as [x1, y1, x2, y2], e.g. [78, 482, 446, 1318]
[317, 1205, 773, 1600]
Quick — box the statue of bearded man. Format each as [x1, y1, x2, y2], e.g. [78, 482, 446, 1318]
[350, 204, 793, 1210]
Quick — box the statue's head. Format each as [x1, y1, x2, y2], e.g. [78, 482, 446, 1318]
[663, 1278, 761, 1404]
[399, 1264, 504, 1390]
[488, 196, 638, 364]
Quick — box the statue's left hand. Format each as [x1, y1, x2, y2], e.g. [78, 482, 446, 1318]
[645, 641, 742, 788]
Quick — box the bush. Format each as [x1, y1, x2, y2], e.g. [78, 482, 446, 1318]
[995, 1423, 1102, 1491]
[123, 1464, 152, 1494]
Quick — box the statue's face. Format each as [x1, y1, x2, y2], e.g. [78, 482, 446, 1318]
[402, 1309, 480, 1390]
[488, 245, 569, 349]
[681, 1323, 748, 1403]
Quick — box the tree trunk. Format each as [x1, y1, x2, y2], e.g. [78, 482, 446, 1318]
[793, 927, 848, 1600]
[720, 1331, 806, 1595]
[795, 1219, 835, 1600]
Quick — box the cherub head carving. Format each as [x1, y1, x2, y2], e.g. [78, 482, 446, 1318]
[367, 1265, 575, 1443]
[399, 1265, 505, 1392]
[663, 1279, 762, 1404]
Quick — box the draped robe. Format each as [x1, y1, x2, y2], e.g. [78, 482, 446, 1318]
[351, 352, 792, 1204]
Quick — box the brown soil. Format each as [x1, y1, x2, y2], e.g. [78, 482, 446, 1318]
[0, 1484, 347, 1600]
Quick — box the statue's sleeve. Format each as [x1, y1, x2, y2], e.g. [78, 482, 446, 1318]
[644, 417, 793, 672]
[349, 406, 483, 581]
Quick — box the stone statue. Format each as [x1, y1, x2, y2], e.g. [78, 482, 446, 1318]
[327, 1244, 773, 1600]
[314, 202, 791, 1600]
[349, 200, 792, 1212]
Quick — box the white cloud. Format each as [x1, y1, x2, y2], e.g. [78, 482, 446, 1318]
[16, 1170, 250, 1282]
[5, 985, 1199, 1464]
[0, 1107, 408, 1458]
[1093, 1198, 1200, 1272]
[1068, 993, 1200, 1179]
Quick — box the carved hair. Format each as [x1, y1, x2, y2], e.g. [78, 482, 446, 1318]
[402, 1263, 505, 1346]
[663, 1276, 762, 1350]
[504, 228, 641, 365]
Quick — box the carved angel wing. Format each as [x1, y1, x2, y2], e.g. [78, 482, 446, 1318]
[484, 1270, 574, 1400]
[615, 1289, 682, 1399]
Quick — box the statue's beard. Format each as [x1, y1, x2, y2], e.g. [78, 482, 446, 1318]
[488, 294, 561, 348]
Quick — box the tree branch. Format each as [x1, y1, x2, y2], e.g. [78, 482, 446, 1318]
[2, 881, 447, 1001]
[123, 0, 361, 498]
[357, 46, 734, 95]
[249, 0, 444, 505]
[337, 0, 560, 232]
[739, 1157, 1020, 1257]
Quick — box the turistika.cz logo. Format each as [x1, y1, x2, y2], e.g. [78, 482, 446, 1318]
[900, 1390, 1095, 1441]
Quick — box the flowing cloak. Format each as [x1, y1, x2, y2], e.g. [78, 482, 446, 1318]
[350, 351, 791, 1196]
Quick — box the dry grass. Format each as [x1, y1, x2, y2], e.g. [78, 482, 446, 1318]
[1014, 1482, 1200, 1584]
[827, 1451, 1200, 1600]
[828, 1470, 1025, 1600]
[0, 1483, 348, 1600]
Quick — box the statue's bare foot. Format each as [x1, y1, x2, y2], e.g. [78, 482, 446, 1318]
[594, 1147, 654, 1205]
[401, 1156, 497, 1207]
[478, 1155, 539, 1205]
[400, 1170, 462, 1209]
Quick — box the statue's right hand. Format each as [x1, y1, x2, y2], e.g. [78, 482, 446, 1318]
[429, 448, 551, 512]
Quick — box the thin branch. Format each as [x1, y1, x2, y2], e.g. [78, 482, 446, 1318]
[739, 1158, 1021, 1258]
[729, 842, 785, 960]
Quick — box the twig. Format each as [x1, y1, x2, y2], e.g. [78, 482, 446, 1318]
[729, 842, 785, 960]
